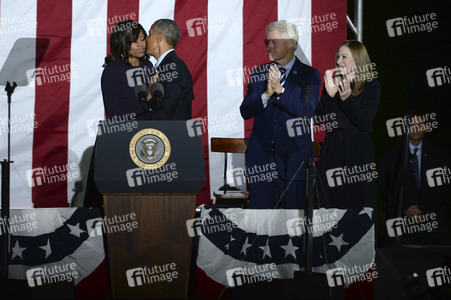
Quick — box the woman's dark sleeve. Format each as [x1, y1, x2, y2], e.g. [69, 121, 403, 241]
[338, 80, 381, 132]
[101, 63, 123, 118]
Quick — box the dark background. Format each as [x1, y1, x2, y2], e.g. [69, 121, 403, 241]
[347, 0, 451, 245]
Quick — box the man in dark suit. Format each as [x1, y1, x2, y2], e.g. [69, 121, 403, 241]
[146, 19, 194, 120]
[240, 20, 321, 209]
[379, 114, 450, 244]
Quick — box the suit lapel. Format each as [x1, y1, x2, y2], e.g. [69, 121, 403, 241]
[285, 58, 302, 87]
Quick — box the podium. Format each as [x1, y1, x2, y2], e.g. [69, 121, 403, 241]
[94, 120, 205, 298]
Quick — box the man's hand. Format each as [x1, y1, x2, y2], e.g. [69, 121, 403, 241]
[404, 205, 423, 219]
[147, 71, 159, 101]
[265, 64, 283, 98]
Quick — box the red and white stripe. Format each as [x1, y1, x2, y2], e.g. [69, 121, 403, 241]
[0, 0, 346, 207]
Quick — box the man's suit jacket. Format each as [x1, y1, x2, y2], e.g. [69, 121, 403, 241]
[150, 50, 194, 120]
[379, 141, 449, 242]
[240, 57, 320, 181]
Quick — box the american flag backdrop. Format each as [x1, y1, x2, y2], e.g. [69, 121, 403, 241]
[0, 0, 346, 208]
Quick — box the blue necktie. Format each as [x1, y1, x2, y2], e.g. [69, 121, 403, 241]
[279, 67, 287, 86]
[411, 148, 420, 187]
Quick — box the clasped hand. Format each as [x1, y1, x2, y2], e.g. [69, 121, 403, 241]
[147, 71, 160, 101]
[265, 64, 283, 98]
[324, 69, 351, 100]
[404, 205, 423, 219]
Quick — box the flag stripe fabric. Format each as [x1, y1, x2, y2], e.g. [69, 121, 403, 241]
[196, 207, 375, 288]
[0, 0, 347, 210]
[108, 0, 140, 47]
[7, 208, 107, 297]
[32, 0, 73, 208]
[174, 0, 211, 203]
[311, 0, 347, 142]
[206, 0, 245, 198]
[68, 0, 108, 206]
[242, 0, 278, 141]
[0, 1, 37, 208]
[279, 0, 312, 63]
[0, 0, 348, 297]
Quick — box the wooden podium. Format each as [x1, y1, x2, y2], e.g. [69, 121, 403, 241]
[94, 120, 205, 298]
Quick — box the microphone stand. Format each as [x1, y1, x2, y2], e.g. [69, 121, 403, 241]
[394, 117, 410, 246]
[301, 81, 314, 276]
[140, 98, 152, 120]
[1, 81, 17, 279]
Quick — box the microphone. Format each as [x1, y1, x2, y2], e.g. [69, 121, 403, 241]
[134, 84, 148, 101]
[150, 82, 164, 101]
[134, 84, 151, 118]
[300, 80, 311, 90]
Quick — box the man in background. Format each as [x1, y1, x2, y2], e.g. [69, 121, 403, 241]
[379, 113, 450, 244]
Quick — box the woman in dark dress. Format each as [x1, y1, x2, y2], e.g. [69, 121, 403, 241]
[83, 20, 154, 207]
[314, 40, 381, 210]
[101, 20, 154, 119]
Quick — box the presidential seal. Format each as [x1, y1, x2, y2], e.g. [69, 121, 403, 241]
[129, 129, 171, 169]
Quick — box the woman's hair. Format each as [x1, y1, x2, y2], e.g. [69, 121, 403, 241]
[335, 40, 375, 96]
[103, 20, 149, 68]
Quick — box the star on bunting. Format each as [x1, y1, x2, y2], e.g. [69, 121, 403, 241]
[259, 239, 272, 259]
[329, 233, 349, 252]
[280, 238, 298, 258]
[40, 238, 52, 259]
[11, 240, 27, 260]
[67, 223, 85, 237]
